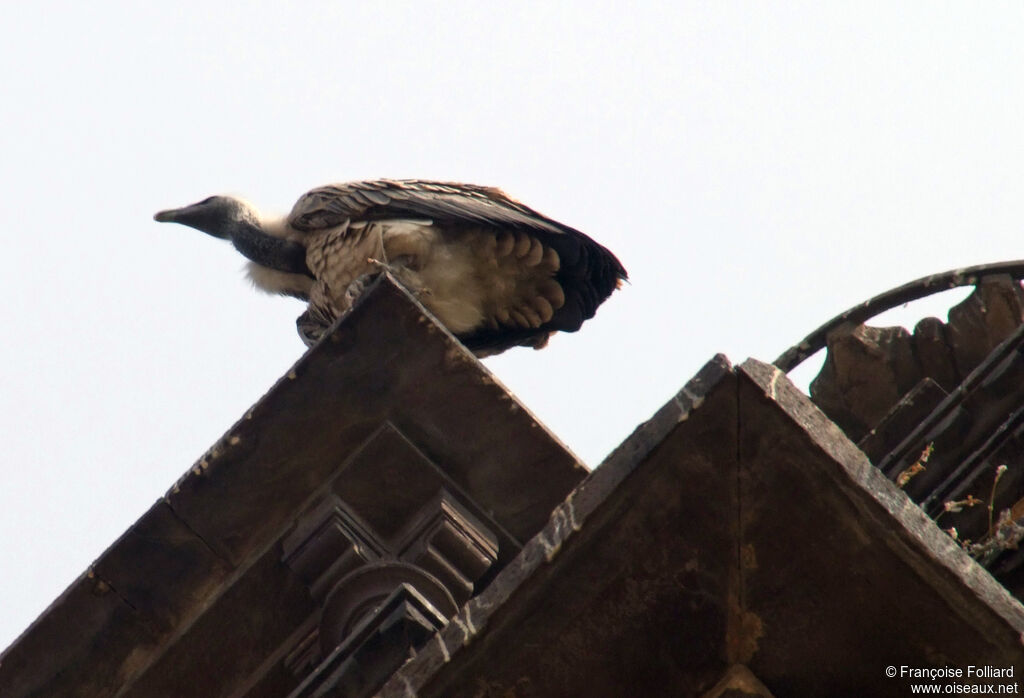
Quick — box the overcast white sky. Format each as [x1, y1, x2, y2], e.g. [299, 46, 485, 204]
[2, 2, 1023, 651]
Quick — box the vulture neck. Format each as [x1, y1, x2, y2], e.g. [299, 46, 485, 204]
[226, 217, 311, 277]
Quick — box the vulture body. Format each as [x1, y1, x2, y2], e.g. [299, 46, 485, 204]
[155, 180, 626, 356]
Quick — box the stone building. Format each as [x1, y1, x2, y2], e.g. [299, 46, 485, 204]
[2, 273, 1024, 697]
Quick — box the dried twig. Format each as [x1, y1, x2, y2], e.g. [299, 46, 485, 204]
[896, 442, 934, 488]
[988, 464, 1009, 538]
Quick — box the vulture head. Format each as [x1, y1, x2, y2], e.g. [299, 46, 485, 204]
[155, 195, 311, 282]
[154, 196, 259, 240]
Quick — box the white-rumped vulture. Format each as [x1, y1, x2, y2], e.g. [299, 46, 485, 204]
[155, 180, 627, 356]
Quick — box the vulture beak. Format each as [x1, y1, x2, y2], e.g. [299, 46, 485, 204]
[153, 199, 231, 239]
[153, 208, 181, 223]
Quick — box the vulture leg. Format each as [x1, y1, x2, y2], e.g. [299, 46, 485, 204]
[296, 308, 325, 347]
[343, 272, 383, 307]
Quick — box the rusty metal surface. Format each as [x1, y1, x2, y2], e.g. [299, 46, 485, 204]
[803, 274, 1024, 598]
[774, 260, 1024, 373]
[810, 277, 1024, 442]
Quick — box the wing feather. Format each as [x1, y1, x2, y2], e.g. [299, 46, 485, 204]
[288, 179, 574, 237]
[287, 179, 628, 355]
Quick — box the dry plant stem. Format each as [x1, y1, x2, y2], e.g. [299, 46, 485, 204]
[988, 464, 1008, 538]
[896, 442, 934, 489]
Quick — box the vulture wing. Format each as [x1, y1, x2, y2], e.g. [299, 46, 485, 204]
[289, 180, 573, 237]
[289, 180, 627, 354]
